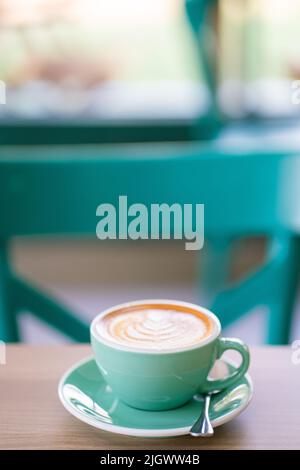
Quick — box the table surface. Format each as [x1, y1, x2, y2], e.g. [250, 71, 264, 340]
[1, 345, 299, 450]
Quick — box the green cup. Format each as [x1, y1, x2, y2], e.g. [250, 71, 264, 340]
[91, 300, 250, 411]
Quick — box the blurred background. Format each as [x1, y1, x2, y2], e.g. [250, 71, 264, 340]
[2, 0, 300, 120]
[0, 0, 203, 120]
[1, 0, 300, 344]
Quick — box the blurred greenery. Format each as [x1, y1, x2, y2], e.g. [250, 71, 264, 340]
[219, 0, 300, 82]
[1, 0, 300, 118]
[0, 0, 201, 85]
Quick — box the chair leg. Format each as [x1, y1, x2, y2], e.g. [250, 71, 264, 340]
[0, 241, 19, 342]
[200, 235, 300, 344]
[200, 237, 232, 307]
[266, 236, 300, 345]
[11, 274, 89, 342]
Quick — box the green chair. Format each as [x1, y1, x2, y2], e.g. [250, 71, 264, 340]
[1, 0, 300, 345]
[1, 137, 300, 344]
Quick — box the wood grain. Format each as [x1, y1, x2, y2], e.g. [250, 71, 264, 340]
[0, 345, 299, 450]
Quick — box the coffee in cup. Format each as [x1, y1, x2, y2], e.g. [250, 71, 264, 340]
[91, 300, 250, 411]
[94, 303, 216, 352]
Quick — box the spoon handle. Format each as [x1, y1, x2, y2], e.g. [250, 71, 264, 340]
[190, 394, 214, 437]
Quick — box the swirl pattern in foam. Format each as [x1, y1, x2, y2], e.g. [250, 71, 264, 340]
[95, 307, 213, 351]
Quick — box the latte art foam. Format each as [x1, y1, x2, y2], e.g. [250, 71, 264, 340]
[96, 307, 213, 351]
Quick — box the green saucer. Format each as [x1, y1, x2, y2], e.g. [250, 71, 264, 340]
[58, 356, 253, 437]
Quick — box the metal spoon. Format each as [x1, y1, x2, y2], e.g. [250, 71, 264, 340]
[190, 393, 214, 437]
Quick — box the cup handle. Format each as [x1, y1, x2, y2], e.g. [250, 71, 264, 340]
[203, 338, 250, 393]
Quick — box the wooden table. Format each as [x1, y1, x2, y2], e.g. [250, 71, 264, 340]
[1, 345, 299, 450]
